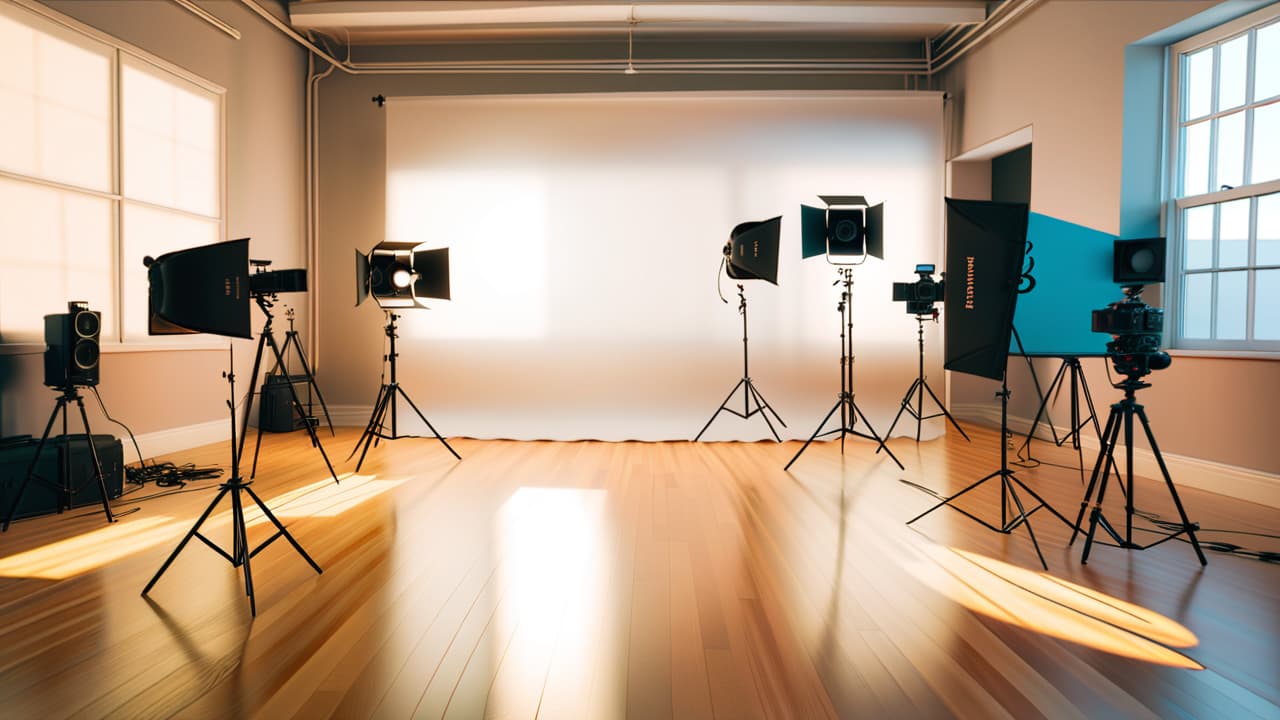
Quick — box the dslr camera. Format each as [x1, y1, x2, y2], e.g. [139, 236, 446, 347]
[892, 263, 944, 315]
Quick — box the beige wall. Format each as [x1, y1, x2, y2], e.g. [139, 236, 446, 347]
[938, 0, 1280, 475]
[0, 1, 306, 446]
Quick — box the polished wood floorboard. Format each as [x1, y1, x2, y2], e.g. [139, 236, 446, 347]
[0, 425, 1277, 719]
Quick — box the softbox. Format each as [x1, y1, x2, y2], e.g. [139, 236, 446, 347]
[725, 216, 781, 284]
[146, 238, 252, 339]
[943, 199, 1028, 380]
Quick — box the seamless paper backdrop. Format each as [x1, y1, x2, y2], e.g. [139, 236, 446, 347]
[383, 91, 944, 441]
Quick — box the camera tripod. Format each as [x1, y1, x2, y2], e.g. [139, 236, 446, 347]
[273, 307, 334, 433]
[350, 311, 460, 471]
[786, 268, 902, 471]
[1070, 375, 1206, 566]
[239, 294, 338, 484]
[885, 311, 970, 443]
[1018, 356, 1104, 472]
[907, 369, 1076, 570]
[1, 384, 116, 532]
[144, 346, 321, 616]
[694, 284, 786, 441]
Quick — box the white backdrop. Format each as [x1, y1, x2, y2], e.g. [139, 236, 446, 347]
[384, 91, 944, 441]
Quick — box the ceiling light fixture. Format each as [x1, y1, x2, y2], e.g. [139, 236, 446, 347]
[625, 6, 637, 75]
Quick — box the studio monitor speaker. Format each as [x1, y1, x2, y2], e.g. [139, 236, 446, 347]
[44, 301, 100, 389]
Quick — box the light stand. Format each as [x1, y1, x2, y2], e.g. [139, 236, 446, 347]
[694, 284, 786, 441]
[350, 311, 460, 471]
[885, 312, 970, 443]
[143, 346, 322, 616]
[786, 268, 903, 471]
[1, 385, 115, 531]
[270, 306, 335, 435]
[1070, 375, 1206, 565]
[239, 294, 338, 484]
[1018, 357, 1103, 468]
[906, 369, 1076, 570]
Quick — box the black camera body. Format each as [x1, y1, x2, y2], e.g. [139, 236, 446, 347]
[892, 263, 944, 314]
[249, 260, 307, 296]
[1092, 286, 1171, 378]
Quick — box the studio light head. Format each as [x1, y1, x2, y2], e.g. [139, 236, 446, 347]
[800, 195, 884, 265]
[1092, 237, 1170, 379]
[145, 238, 252, 339]
[249, 259, 307, 296]
[892, 263, 945, 315]
[356, 241, 451, 309]
[723, 216, 782, 285]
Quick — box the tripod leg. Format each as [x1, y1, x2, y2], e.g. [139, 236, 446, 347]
[784, 399, 843, 471]
[885, 379, 921, 441]
[1071, 406, 1121, 546]
[289, 332, 335, 437]
[2, 399, 63, 532]
[746, 380, 787, 428]
[922, 379, 970, 441]
[349, 383, 389, 461]
[907, 469, 1002, 525]
[395, 385, 461, 460]
[353, 386, 392, 472]
[73, 397, 115, 524]
[744, 381, 782, 443]
[230, 486, 257, 616]
[244, 483, 323, 574]
[853, 401, 904, 471]
[1081, 412, 1123, 564]
[142, 485, 232, 596]
[694, 379, 746, 441]
[1002, 474, 1048, 570]
[266, 334, 340, 483]
[237, 331, 271, 466]
[1135, 407, 1207, 566]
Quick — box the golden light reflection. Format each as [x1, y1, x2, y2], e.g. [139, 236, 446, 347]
[264, 473, 406, 519]
[0, 516, 184, 580]
[906, 545, 1202, 669]
[488, 487, 613, 717]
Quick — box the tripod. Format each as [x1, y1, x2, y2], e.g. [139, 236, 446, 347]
[1070, 376, 1206, 565]
[2, 385, 115, 532]
[885, 312, 970, 443]
[907, 371, 1077, 570]
[143, 346, 321, 616]
[1019, 357, 1103, 463]
[350, 311, 460, 472]
[786, 268, 903, 472]
[271, 306, 334, 435]
[239, 294, 338, 484]
[694, 284, 786, 442]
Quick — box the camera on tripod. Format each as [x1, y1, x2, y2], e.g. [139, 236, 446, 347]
[249, 259, 307, 296]
[892, 263, 944, 315]
[1091, 238, 1171, 379]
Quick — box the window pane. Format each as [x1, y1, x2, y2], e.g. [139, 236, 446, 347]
[1257, 21, 1280, 101]
[1185, 204, 1213, 269]
[0, 4, 111, 192]
[1182, 121, 1210, 195]
[1258, 192, 1280, 265]
[1251, 102, 1280, 184]
[1215, 270, 1247, 339]
[1256, 269, 1280, 339]
[122, 204, 219, 339]
[1185, 47, 1213, 119]
[122, 58, 220, 217]
[1182, 273, 1212, 338]
[0, 177, 113, 342]
[1219, 197, 1250, 267]
[1217, 34, 1247, 110]
[1215, 111, 1245, 189]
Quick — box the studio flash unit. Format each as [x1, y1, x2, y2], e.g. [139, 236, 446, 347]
[800, 195, 884, 265]
[892, 263, 945, 315]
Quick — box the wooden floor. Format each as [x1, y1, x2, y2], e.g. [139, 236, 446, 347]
[0, 424, 1277, 719]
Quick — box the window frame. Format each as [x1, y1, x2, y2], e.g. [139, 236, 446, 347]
[0, 0, 226, 353]
[1165, 3, 1280, 355]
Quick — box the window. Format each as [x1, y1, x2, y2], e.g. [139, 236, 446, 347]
[1168, 5, 1280, 352]
[0, 2, 222, 346]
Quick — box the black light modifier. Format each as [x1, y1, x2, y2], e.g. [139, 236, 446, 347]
[800, 195, 884, 264]
[356, 241, 451, 309]
[724, 216, 782, 284]
[1113, 237, 1166, 284]
[145, 238, 252, 339]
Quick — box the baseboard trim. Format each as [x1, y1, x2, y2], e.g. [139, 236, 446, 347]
[952, 403, 1280, 509]
[126, 419, 227, 465]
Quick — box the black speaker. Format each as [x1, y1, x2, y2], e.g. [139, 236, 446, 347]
[1114, 237, 1166, 284]
[827, 208, 865, 256]
[44, 301, 101, 389]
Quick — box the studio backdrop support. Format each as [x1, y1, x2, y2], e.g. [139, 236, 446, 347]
[695, 216, 786, 442]
[142, 239, 322, 616]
